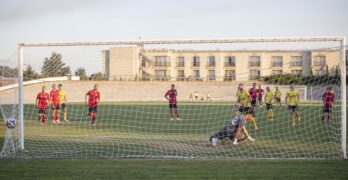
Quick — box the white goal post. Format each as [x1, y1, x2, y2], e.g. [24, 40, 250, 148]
[9, 36, 347, 159]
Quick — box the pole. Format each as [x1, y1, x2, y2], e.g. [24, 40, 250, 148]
[18, 44, 24, 150]
[340, 38, 346, 159]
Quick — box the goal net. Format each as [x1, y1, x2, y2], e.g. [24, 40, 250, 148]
[0, 37, 346, 159]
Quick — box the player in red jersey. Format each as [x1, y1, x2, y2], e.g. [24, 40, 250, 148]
[50, 84, 61, 124]
[257, 85, 264, 105]
[249, 83, 258, 113]
[85, 84, 100, 126]
[36, 86, 50, 125]
[165, 84, 181, 121]
[322, 86, 335, 121]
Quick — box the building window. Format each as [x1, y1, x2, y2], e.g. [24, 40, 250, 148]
[314, 56, 326, 66]
[224, 56, 236, 67]
[250, 70, 260, 80]
[291, 70, 302, 75]
[208, 70, 215, 80]
[224, 70, 236, 81]
[141, 57, 146, 67]
[207, 56, 215, 67]
[192, 70, 200, 79]
[272, 56, 283, 67]
[177, 70, 185, 81]
[315, 69, 326, 76]
[155, 70, 168, 80]
[192, 56, 200, 67]
[272, 70, 283, 75]
[155, 56, 170, 67]
[177, 56, 185, 67]
[249, 56, 261, 67]
[290, 56, 302, 67]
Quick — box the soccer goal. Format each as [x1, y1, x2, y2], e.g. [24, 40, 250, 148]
[0, 37, 346, 159]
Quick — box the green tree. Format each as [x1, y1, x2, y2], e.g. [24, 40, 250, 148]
[41, 52, 71, 77]
[23, 65, 40, 81]
[89, 72, 106, 81]
[75, 67, 87, 80]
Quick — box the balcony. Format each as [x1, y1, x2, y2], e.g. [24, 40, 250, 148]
[290, 62, 302, 67]
[224, 76, 236, 81]
[154, 62, 171, 68]
[272, 62, 283, 67]
[176, 62, 185, 67]
[249, 62, 261, 67]
[206, 63, 216, 68]
[191, 62, 200, 68]
[224, 62, 236, 67]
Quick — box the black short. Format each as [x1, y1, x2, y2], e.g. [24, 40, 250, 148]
[275, 97, 281, 102]
[266, 103, 272, 110]
[89, 106, 98, 113]
[38, 108, 47, 114]
[258, 96, 262, 101]
[239, 106, 253, 115]
[51, 104, 61, 110]
[251, 99, 257, 107]
[61, 103, 66, 110]
[323, 106, 332, 113]
[169, 104, 178, 109]
[288, 105, 298, 112]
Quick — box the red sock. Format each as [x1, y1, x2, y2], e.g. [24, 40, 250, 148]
[56, 114, 60, 120]
[176, 111, 179, 118]
[52, 115, 55, 121]
[42, 115, 46, 124]
[92, 114, 96, 124]
[322, 115, 325, 121]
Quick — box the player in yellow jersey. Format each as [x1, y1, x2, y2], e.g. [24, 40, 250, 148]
[285, 84, 300, 126]
[236, 83, 258, 130]
[264, 87, 274, 121]
[58, 84, 68, 122]
[274, 86, 282, 106]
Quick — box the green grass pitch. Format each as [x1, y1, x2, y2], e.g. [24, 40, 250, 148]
[0, 102, 347, 179]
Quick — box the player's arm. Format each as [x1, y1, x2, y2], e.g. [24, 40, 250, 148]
[85, 92, 89, 105]
[36, 96, 39, 108]
[164, 92, 169, 101]
[96, 93, 100, 104]
[64, 94, 67, 103]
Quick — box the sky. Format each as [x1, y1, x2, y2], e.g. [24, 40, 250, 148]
[0, 0, 347, 73]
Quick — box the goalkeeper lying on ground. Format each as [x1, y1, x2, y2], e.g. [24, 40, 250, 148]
[210, 111, 255, 146]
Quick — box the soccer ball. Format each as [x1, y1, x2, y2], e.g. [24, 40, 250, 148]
[6, 117, 16, 129]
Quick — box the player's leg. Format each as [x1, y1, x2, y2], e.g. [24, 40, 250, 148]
[327, 106, 332, 121]
[247, 109, 258, 130]
[174, 105, 181, 120]
[321, 106, 326, 121]
[63, 104, 69, 121]
[37, 109, 42, 121]
[51, 106, 56, 124]
[91, 106, 97, 125]
[267, 104, 274, 121]
[288, 106, 295, 126]
[56, 105, 61, 123]
[294, 106, 300, 122]
[169, 104, 174, 120]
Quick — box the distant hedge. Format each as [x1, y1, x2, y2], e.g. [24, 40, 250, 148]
[262, 74, 345, 85]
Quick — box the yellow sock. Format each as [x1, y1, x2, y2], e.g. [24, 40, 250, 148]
[270, 109, 274, 118]
[251, 117, 258, 129]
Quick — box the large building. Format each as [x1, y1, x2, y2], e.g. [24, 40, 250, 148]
[102, 47, 342, 82]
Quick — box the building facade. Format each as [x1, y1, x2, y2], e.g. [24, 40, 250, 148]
[102, 47, 342, 81]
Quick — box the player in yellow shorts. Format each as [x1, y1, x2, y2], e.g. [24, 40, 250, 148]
[236, 83, 258, 130]
[264, 87, 274, 121]
[274, 86, 282, 106]
[58, 84, 69, 122]
[285, 84, 300, 126]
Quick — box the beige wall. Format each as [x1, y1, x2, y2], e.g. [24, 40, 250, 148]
[105, 47, 139, 80]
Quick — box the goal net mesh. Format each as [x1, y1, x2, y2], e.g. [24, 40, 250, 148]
[0, 38, 346, 159]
